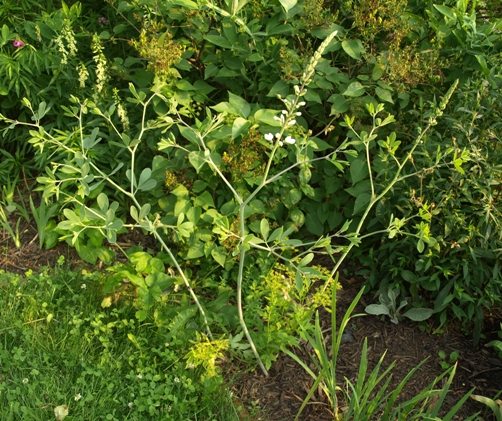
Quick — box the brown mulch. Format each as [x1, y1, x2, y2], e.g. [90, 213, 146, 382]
[2, 202, 501, 421]
[229, 279, 502, 421]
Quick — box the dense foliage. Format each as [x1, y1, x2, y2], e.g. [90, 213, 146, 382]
[1, 0, 501, 391]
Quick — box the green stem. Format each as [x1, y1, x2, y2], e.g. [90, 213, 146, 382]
[152, 229, 213, 340]
[329, 119, 436, 282]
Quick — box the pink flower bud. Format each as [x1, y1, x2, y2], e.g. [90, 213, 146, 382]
[12, 40, 25, 48]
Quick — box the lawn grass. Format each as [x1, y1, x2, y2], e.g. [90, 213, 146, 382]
[0, 260, 245, 420]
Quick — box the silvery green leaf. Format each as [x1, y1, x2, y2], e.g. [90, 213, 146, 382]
[403, 308, 433, 322]
[397, 299, 408, 312]
[365, 304, 390, 316]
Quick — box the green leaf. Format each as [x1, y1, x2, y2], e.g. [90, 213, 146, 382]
[179, 125, 199, 144]
[372, 64, 385, 81]
[171, 184, 189, 197]
[139, 204, 151, 220]
[403, 308, 433, 322]
[232, 117, 250, 139]
[345, 180, 371, 197]
[343, 82, 365, 97]
[349, 158, 368, 184]
[211, 247, 227, 267]
[279, 0, 297, 13]
[97, 192, 109, 211]
[267, 80, 290, 98]
[341, 39, 365, 60]
[353, 193, 371, 215]
[244, 199, 266, 218]
[186, 241, 205, 259]
[298, 253, 314, 267]
[194, 191, 215, 209]
[305, 212, 324, 236]
[290, 208, 305, 227]
[205, 35, 232, 49]
[188, 151, 206, 173]
[193, 80, 215, 95]
[169, 0, 198, 8]
[304, 89, 322, 104]
[284, 188, 302, 207]
[295, 271, 303, 291]
[178, 221, 194, 237]
[375, 87, 394, 104]
[433, 4, 456, 20]
[175, 79, 194, 91]
[365, 303, 390, 316]
[136, 310, 148, 321]
[138, 178, 157, 192]
[267, 24, 293, 36]
[268, 227, 283, 243]
[253, 109, 281, 126]
[260, 218, 270, 241]
[228, 92, 251, 118]
[401, 270, 418, 283]
[192, 180, 208, 193]
[329, 94, 349, 114]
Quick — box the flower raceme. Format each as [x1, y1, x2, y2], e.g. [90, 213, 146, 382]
[264, 133, 296, 146]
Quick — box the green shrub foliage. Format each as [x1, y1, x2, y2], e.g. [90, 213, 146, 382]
[1, 0, 501, 354]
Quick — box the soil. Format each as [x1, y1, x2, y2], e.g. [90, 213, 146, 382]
[2, 209, 501, 421]
[229, 278, 502, 420]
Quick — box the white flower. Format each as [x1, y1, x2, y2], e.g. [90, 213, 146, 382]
[128, 402, 133, 408]
[165, 342, 169, 347]
[136, 374, 142, 379]
[275, 133, 280, 138]
[296, 112, 302, 116]
[174, 377, 180, 383]
[288, 119, 296, 126]
[279, 141, 284, 146]
[284, 136, 296, 144]
[81, 283, 86, 289]
[74, 393, 82, 401]
[22, 378, 29, 384]
[299, 101, 306, 106]
[264, 133, 274, 141]
[281, 110, 288, 114]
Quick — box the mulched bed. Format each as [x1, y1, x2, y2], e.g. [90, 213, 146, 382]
[2, 208, 501, 421]
[229, 279, 502, 420]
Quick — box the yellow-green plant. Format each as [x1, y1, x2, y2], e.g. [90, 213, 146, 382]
[471, 393, 502, 421]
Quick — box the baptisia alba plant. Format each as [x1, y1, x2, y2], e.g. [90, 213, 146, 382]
[1, 13, 464, 379]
